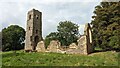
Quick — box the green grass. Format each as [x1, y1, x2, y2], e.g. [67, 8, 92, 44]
[1, 50, 119, 66]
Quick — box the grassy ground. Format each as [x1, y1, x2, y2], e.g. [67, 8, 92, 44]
[1, 50, 119, 66]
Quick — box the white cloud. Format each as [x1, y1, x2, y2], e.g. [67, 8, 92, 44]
[0, 1, 100, 38]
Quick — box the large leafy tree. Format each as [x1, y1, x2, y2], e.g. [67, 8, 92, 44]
[91, 2, 120, 51]
[57, 21, 79, 46]
[45, 21, 79, 47]
[2, 25, 25, 51]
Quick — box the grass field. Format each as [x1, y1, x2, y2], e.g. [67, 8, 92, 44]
[1, 50, 119, 66]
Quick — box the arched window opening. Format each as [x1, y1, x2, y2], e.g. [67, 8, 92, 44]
[36, 30, 38, 34]
[29, 27, 30, 30]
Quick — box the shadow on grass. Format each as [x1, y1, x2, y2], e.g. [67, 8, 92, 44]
[93, 50, 107, 53]
[89, 49, 119, 55]
[2, 51, 25, 58]
[95, 50, 119, 53]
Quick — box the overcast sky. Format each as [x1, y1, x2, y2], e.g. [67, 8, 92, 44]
[0, 0, 102, 38]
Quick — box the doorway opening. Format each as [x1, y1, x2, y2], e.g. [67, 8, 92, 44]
[33, 36, 39, 50]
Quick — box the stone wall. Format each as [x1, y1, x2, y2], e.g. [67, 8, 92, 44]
[36, 41, 45, 52]
[47, 40, 61, 53]
[84, 23, 94, 54]
[66, 43, 79, 54]
[77, 35, 87, 54]
[34, 23, 94, 55]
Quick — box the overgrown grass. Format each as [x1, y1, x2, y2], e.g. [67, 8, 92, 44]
[1, 50, 119, 66]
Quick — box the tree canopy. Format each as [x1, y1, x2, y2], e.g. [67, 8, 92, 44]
[91, 2, 120, 51]
[2, 25, 25, 51]
[45, 21, 79, 47]
[57, 21, 79, 46]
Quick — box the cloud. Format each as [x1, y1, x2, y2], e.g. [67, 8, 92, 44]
[0, 0, 101, 3]
[0, 1, 101, 38]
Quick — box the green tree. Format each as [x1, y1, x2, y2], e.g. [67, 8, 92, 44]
[2, 25, 25, 51]
[91, 2, 120, 51]
[45, 21, 79, 47]
[57, 21, 79, 46]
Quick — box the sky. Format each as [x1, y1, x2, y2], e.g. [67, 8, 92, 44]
[0, 0, 102, 38]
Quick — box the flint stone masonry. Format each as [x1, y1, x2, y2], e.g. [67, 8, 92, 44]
[66, 43, 79, 54]
[47, 40, 61, 52]
[84, 23, 93, 54]
[69, 43, 78, 49]
[25, 9, 42, 51]
[77, 23, 93, 54]
[25, 9, 94, 55]
[77, 35, 87, 54]
[36, 41, 45, 52]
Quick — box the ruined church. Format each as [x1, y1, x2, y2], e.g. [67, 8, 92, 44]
[25, 9, 94, 55]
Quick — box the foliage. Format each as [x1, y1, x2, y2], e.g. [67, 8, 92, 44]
[57, 21, 79, 46]
[45, 21, 79, 47]
[91, 2, 120, 51]
[2, 25, 25, 51]
[44, 32, 59, 48]
[2, 50, 118, 66]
